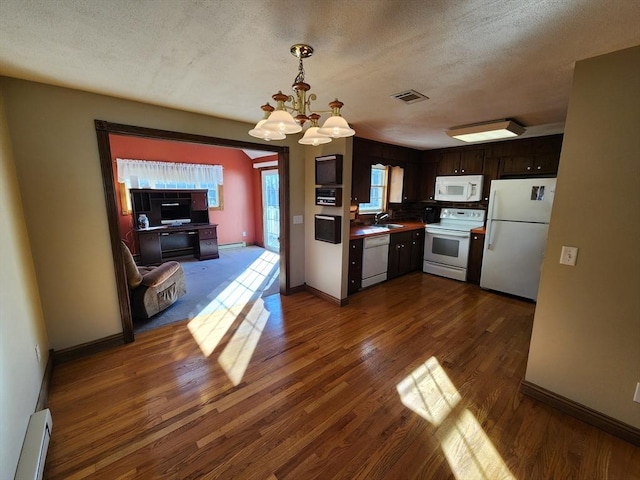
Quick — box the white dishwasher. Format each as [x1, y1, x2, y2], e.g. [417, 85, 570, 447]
[362, 234, 390, 288]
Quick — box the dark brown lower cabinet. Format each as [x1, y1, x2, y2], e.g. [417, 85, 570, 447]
[138, 231, 163, 265]
[409, 229, 424, 271]
[348, 239, 363, 294]
[349, 228, 424, 294]
[467, 232, 485, 284]
[388, 229, 424, 279]
[196, 226, 219, 260]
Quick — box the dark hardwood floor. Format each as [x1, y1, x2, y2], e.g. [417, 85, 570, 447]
[45, 272, 639, 479]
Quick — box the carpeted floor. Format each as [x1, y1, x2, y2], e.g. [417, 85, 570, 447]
[134, 245, 280, 334]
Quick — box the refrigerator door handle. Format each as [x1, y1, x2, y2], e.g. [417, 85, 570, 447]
[486, 190, 497, 249]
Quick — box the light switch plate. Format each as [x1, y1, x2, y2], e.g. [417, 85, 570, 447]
[634, 383, 640, 403]
[293, 215, 303, 225]
[560, 246, 578, 266]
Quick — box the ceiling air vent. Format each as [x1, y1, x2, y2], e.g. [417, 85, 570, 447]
[391, 89, 429, 104]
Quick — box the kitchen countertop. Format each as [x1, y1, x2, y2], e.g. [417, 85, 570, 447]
[350, 221, 425, 240]
[471, 227, 486, 234]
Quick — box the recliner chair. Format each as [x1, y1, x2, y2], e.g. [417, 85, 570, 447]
[121, 241, 187, 319]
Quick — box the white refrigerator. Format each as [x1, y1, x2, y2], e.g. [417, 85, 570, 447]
[480, 178, 557, 301]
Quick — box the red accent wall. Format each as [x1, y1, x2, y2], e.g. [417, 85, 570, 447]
[109, 134, 257, 253]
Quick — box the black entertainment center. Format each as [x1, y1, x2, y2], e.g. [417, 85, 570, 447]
[130, 188, 219, 265]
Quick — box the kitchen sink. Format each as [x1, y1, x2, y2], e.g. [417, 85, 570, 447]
[359, 223, 405, 232]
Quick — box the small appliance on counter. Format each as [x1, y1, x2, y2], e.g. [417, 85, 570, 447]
[423, 206, 441, 224]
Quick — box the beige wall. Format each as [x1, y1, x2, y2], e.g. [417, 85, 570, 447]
[304, 138, 352, 300]
[0, 89, 50, 477]
[525, 46, 640, 427]
[0, 77, 306, 351]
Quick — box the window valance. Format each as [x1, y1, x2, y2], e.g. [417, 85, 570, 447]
[116, 159, 223, 187]
[116, 159, 224, 211]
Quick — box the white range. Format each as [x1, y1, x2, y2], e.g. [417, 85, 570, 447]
[423, 208, 486, 282]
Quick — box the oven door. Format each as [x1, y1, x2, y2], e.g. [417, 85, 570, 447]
[424, 228, 470, 269]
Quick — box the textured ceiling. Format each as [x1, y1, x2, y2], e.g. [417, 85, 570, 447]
[1, 0, 639, 150]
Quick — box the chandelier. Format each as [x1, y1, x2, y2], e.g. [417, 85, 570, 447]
[248, 43, 355, 146]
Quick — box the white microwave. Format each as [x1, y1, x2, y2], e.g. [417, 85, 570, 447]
[434, 175, 484, 202]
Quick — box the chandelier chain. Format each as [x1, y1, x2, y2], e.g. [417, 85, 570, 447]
[294, 56, 305, 85]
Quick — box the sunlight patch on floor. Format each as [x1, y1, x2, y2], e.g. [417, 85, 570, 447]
[396, 356, 461, 427]
[218, 297, 270, 385]
[439, 409, 515, 480]
[187, 251, 278, 366]
[397, 356, 515, 480]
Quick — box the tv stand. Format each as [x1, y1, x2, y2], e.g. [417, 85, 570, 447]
[129, 188, 219, 265]
[136, 224, 218, 265]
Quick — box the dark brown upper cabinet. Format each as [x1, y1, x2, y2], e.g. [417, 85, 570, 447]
[436, 149, 484, 175]
[499, 153, 560, 176]
[351, 138, 374, 204]
[352, 138, 419, 204]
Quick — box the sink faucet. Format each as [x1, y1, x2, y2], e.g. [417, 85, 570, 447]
[374, 212, 389, 224]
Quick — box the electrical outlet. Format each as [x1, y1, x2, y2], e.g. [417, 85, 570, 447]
[35, 344, 41, 362]
[242, 231, 247, 237]
[560, 246, 578, 266]
[634, 383, 640, 403]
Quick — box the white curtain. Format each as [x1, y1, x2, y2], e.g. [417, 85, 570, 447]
[116, 159, 223, 188]
[116, 158, 223, 208]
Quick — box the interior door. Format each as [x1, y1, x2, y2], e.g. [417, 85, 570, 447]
[261, 169, 280, 252]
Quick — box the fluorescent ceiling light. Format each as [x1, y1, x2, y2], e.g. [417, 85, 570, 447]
[447, 120, 525, 143]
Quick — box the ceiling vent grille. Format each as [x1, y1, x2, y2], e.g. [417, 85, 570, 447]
[391, 89, 429, 104]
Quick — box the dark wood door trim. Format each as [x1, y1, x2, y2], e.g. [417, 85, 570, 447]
[94, 120, 290, 343]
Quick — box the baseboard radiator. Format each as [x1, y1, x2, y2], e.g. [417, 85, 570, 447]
[15, 409, 53, 480]
[219, 241, 246, 250]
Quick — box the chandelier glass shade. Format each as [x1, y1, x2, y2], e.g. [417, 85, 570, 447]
[317, 100, 356, 138]
[298, 113, 331, 146]
[248, 44, 355, 145]
[247, 103, 286, 141]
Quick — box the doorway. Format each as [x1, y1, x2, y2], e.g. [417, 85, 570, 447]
[95, 120, 291, 343]
[261, 169, 280, 252]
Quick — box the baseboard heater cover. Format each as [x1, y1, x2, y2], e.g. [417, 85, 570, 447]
[15, 409, 53, 480]
[218, 242, 247, 250]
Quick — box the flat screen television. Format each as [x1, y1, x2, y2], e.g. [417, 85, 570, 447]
[160, 202, 191, 225]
